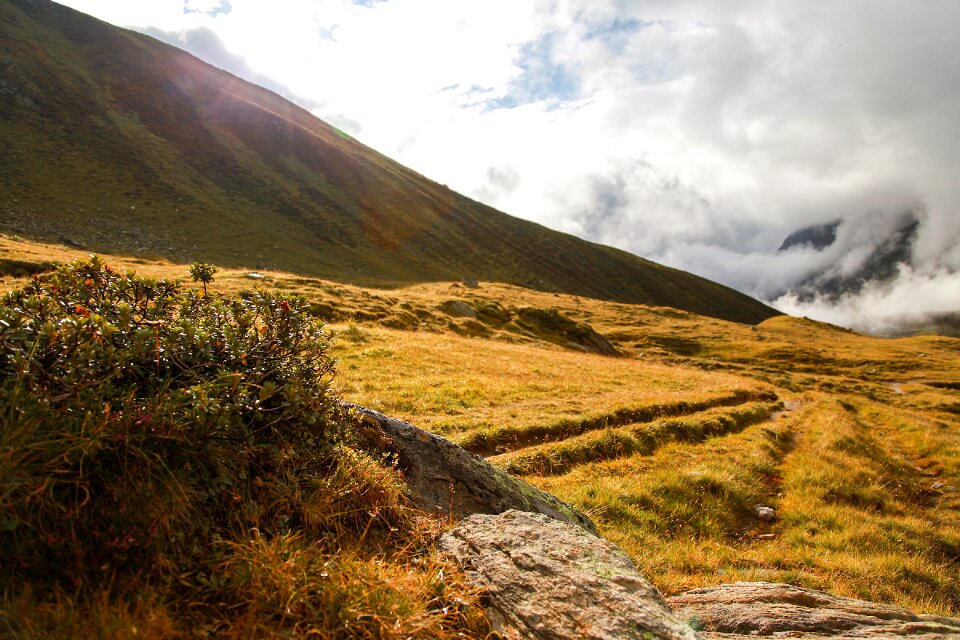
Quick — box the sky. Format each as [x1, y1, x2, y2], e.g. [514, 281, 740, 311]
[57, 0, 960, 333]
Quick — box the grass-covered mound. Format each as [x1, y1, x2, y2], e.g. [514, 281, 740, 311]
[0, 258, 488, 638]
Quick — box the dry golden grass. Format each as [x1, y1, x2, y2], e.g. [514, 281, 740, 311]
[329, 323, 770, 444]
[535, 396, 960, 614]
[4, 234, 960, 618]
[5, 544, 488, 640]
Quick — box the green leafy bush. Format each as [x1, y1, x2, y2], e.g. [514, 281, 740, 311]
[188, 261, 219, 295]
[0, 256, 336, 581]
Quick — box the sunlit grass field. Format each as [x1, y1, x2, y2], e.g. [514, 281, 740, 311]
[3, 233, 959, 616]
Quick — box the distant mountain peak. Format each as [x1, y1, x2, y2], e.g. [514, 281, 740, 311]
[778, 211, 921, 302]
[777, 220, 841, 252]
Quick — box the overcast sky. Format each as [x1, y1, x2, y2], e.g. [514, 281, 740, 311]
[57, 0, 960, 332]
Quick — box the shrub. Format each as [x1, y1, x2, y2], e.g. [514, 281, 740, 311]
[189, 261, 218, 295]
[0, 255, 335, 579]
[0, 257, 488, 638]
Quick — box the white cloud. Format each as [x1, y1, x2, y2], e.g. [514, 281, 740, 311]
[53, 0, 960, 331]
[775, 264, 960, 336]
[184, 0, 227, 13]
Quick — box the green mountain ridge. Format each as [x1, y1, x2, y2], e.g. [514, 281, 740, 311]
[0, 0, 779, 324]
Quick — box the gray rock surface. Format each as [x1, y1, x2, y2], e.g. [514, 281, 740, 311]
[573, 326, 619, 356]
[437, 299, 476, 318]
[440, 510, 701, 640]
[668, 582, 960, 639]
[752, 504, 776, 521]
[346, 404, 597, 533]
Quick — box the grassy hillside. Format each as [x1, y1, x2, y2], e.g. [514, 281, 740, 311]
[331, 295, 960, 616]
[3, 236, 959, 623]
[0, 0, 778, 324]
[2, 0, 957, 630]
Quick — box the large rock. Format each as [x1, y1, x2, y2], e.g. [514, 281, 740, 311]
[668, 582, 960, 639]
[437, 299, 476, 318]
[439, 510, 701, 640]
[515, 307, 619, 356]
[569, 326, 619, 356]
[346, 404, 597, 534]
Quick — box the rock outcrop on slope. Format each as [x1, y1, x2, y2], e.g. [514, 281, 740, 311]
[668, 582, 960, 640]
[346, 403, 597, 533]
[440, 510, 700, 640]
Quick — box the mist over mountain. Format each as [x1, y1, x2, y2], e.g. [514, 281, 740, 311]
[778, 221, 840, 253]
[768, 209, 959, 335]
[0, 0, 777, 325]
[776, 211, 919, 302]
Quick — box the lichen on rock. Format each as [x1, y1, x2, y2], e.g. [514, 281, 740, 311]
[668, 582, 960, 639]
[440, 510, 701, 640]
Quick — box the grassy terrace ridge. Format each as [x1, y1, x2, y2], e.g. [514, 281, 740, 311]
[490, 400, 782, 476]
[456, 389, 779, 456]
[1, 237, 959, 627]
[0, 0, 778, 324]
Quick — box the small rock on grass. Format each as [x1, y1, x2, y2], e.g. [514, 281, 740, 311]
[752, 504, 776, 521]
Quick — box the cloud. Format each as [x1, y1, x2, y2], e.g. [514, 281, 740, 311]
[775, 264, 960, 336]
[474, 165, 522, 203]
[184, 0, 231, 17]
[488, 33, 581, 109]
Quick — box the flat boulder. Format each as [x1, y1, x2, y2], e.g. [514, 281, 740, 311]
[440, 510, 701, 640]
[668, 582, 960, 639]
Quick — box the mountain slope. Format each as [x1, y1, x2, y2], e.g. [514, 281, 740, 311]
[0, 0, 778, 324]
